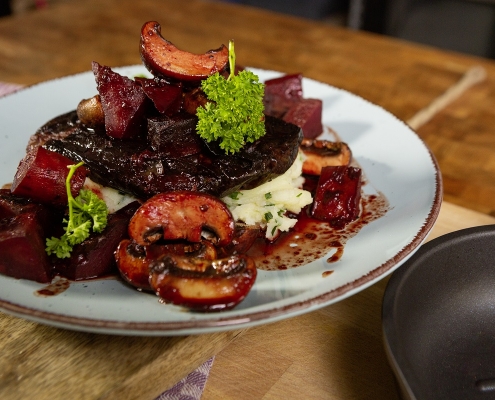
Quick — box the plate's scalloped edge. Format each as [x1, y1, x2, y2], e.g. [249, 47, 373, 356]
[0, 66, 443, 336]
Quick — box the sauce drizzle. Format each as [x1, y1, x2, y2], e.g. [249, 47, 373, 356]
[35, 276, 70, 297]
[248, 192, 389, 271]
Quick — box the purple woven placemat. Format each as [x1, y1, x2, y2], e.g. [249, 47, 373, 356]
[0, 81, 215, 399]
[156, 358, 214, 400]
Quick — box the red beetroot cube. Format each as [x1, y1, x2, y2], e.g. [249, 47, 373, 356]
[0, 189, 38, 219]
[135, 76, 183, 116]
[263, 73, 303, 118]
[11, 147, 87, 207]
[283, 98, 323, 139]
[0, 212, 52, 283]
[0, 189, 55, 233]
[92, 61, 149, 139]
[147, 113, 203, 157]
[311, 166, 362, 228]
[53, 201, 139, 281]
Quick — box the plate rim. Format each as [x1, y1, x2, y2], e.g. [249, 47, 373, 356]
[0, 66, 443, 335]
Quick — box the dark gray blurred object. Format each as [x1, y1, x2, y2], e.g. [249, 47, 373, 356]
[348, 0, 495, 58]
[383, 225, 495, 399]
[234, 0, 348, 20]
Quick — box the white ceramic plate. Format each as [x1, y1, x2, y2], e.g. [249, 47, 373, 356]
[0, 66, 442, 336]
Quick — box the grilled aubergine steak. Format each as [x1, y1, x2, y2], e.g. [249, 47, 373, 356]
[40, 110, 303, 199]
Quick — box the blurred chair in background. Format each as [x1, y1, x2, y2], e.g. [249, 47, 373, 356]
[224, 0, 495, 58]
[229, 0, 349, 20]
[348, 0, 495, 58]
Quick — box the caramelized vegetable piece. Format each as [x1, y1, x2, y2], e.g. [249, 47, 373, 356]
[0, 214, 52, 282]
[182, 87, 209, 114]
[0, 190, 55, 283]
[0, 189, 46, 220]
[53, 201, 139, 281]
[140, 21, 229, 81]
[300, 138, 352, 175]
[92, 61, 149, 139]
[149, 253, 257, 311]
[76, 94, 105, 128]
[128, 191, 235, 247]
[135, 76, 183, 115]
[311, 166, 362, 228]
[283, 98, 323, 139]
[11, 146, 87, 206]
[147, 113, 203, 156]
[263, 73, 303, 118]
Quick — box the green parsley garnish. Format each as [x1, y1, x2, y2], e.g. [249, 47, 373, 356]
[271, 226, 278, 236]
[264, 211, 273, 222]
[46, 162, 108, 259]
[229, 191, 242, 200]
[196, 40, 266, 154]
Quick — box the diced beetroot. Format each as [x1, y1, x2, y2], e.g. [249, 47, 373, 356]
[182, 87, 209, 115]
[53, 201, 140, 280]
[263, 73, 303, 118]
[283, 98, 323, 139]
[135, 76, 183, 115]
[10, 147, 87, 207]
[302, 174, 319, 195]
[0, 189, 57, 233]
[92, 61, 149, 139]
[0, 189, 36, 219]
[0, 212, 53, 283]
[311, 166, 362, 228]
[147, 113, 203, 157]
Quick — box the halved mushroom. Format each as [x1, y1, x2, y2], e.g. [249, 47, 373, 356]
[128, 191, 235, 247]
[115, 238, 218, 291]
[115, 239, 151, 290]
[149, 253, 257, 311]
[76, 94, 105, 128]
[300, 138, 352, 175]
[140, 21, 229, 81]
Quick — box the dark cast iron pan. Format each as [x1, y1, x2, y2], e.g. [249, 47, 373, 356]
[382, 225, 495, 400]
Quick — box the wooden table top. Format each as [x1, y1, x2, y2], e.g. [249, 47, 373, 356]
[1, 0, 495, 398]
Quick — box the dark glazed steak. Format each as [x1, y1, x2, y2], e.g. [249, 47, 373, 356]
[42, 111, 302, 199]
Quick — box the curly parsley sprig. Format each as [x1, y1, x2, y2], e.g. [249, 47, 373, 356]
[46, 162, 108, 259]
[196, 40, 266, 154]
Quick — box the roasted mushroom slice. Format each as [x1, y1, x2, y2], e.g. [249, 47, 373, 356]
[128, 191, 235, 247]
[300, 138, 352, 175]
[115, 239, 152, 290]
[140, 21, 229, 81]
[115, 238, 218, 291]
[149, 253, 257, 311]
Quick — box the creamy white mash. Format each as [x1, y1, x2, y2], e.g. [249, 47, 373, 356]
[222, 151, 313, 240]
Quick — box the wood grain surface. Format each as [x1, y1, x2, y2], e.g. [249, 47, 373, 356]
[1, 0, 495, 398]
[0, 313, 245, 399]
